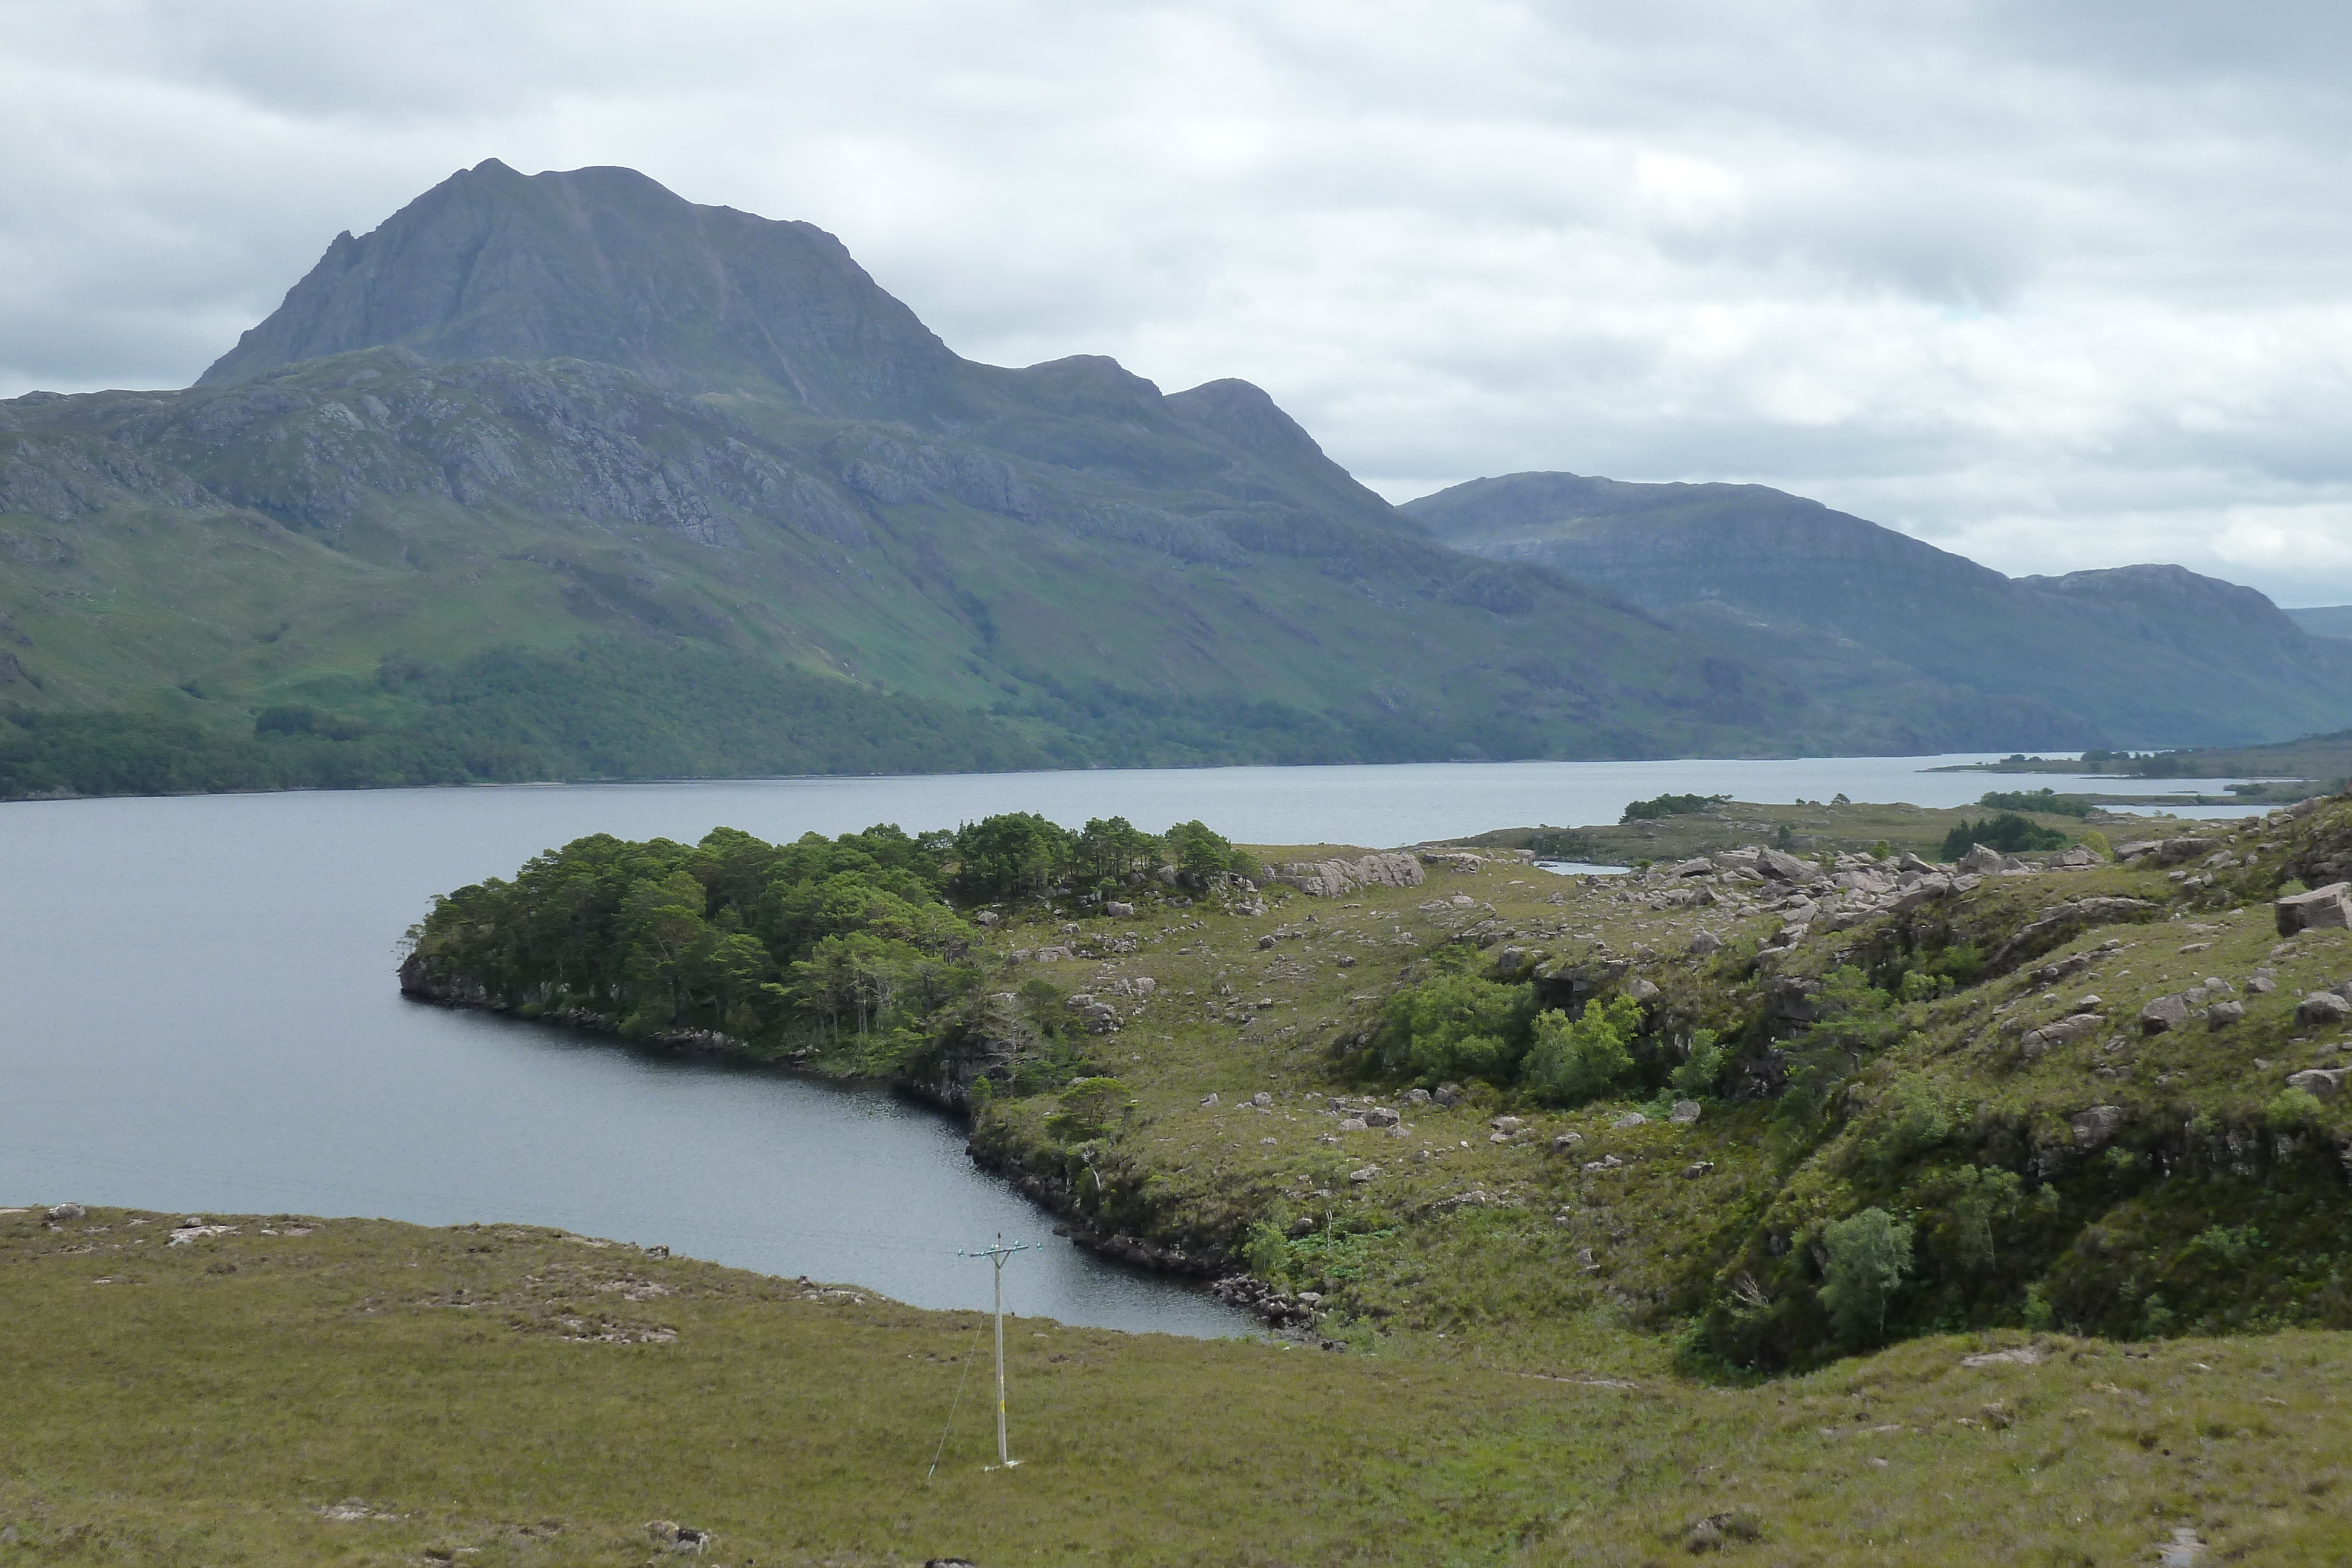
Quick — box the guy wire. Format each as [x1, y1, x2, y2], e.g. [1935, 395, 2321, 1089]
[924, 1308, 989, 1482]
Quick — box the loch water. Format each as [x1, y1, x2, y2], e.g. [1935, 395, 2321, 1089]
[0, 755, 2259, 1335]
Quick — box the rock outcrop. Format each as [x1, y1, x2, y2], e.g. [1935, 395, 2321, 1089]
[1272, 853, 1425, 898]
[2278, 882, 2352, 936]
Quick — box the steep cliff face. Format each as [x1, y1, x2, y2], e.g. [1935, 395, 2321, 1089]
[1408, 471, 2352, 748]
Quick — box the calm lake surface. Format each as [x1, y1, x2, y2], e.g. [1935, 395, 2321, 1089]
[0, 755, 2256, 1335]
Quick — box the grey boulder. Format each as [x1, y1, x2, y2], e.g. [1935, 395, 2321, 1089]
[2276, 882, 2352, 936]
[2296, 992, 2352, 1028]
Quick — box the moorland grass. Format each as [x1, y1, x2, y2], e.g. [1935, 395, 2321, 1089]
[4, 1208, 2349, 1564]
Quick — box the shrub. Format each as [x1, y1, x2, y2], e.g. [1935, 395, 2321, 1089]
[1522, 994, 1642, 1106]
[2192, 1225, 2264, 1267]
[2266, 1088, 2324, 1132]
[1872, 1073, 1951, 1165]
[1819, 1208, 1913, 1346]
[1668, 1028, 1726, 1098]
[1976, 788, 2093, 818]
[1241, 1220, 1295, 1280]
[1938, 812, 2067, 859]
[2022, 1282, 2056, 1331]
[1385, 972, 1536, 1086]
[1621, 792, 1728, 823]
[1045, 1076, 1134, 1142]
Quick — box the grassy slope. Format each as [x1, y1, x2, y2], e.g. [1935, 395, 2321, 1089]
[0, 359, 1782, 769]
[6, 1208, 2350, 1566]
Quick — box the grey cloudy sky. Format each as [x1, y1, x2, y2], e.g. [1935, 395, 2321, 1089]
[5, 0, 2351, 604]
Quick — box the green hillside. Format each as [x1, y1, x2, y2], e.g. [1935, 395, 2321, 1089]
[0, 163, 1849, 795]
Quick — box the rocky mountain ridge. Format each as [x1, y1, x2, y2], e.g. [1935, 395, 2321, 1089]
[1, 164, 1816, 773]
[6, 161, 2343, 788]
[1406, 471, 2352, 748]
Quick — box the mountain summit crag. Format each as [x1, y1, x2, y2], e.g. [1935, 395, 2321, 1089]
[200, 159, 961, 417]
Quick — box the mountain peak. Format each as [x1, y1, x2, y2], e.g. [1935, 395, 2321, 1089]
[198, 162, 958, 415]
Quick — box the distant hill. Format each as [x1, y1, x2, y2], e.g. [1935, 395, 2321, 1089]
[1405, 472, 2352, 748]
[2287, 605, 2352, 641]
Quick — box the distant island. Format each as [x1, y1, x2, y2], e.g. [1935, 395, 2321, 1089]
[1925, 731, 2352, 798]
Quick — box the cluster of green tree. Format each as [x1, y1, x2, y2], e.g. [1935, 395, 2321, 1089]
[406, 824, 967, 1066]
[5, 623, 1730, 804]
[0, 709, 493, 800]
[1370, 947, 1726, 1106]
[402, 813, 1251, 1070]
[1937, 811, 2070, 860]
[1975, 787, 2093, 818]
[1620, 791, 1728, 823]
[1686, 964, 2031, 1364]
[941, 811, 1256, 901]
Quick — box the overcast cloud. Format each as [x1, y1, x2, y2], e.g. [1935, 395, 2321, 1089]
[5, 0, 2351, 603]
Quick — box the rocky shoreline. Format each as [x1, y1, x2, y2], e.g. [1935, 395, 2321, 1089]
[397, 951, 750, 1055]
[402, 947, 1266, 1317]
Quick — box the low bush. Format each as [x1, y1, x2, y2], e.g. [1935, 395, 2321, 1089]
[1820, 1208, 1914, 1346]
[1522, 995, 1643, 1106]
[1976, 787, 2093, 818]
[1938, 811, 2069, 858]
[1621, 791, 1729, 823]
